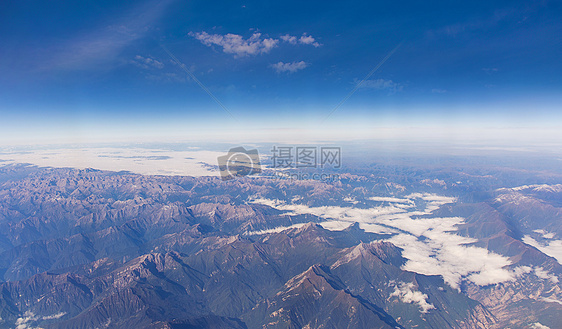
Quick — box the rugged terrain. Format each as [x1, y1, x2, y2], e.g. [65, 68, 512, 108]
[0, 164, 560, 328]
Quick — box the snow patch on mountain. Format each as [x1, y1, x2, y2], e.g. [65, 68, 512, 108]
[531, 322, 551, 329]
[497, 184, 562, 193]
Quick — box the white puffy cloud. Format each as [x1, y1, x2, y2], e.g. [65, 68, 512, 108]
[15, 311, 38, 329]
[298, 34, 321, 47]
[189, 31, 278, 57]
[387, 232, 514, 289]
[270, 61, 309, 73]
[280, 34, 297, 44]
[530, 323, 551, 329]
[280, 33, 321, 47]
[389, 281, 435, 313]
[533, 267, 559, 283]
[343, 196, 359, 204]
[512, 265, 533, 277]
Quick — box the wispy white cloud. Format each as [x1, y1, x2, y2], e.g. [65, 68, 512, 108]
[427, 8, 515, 38]
[41, 312, 66, 320]
[530, 230, 557, 240]
[0, 147, 222, 176]
[145, 72, 186, 83]
[131, 55, 164, 69]
[431, 88, 447, 93]
[188, 31, 278, 57]
[42, 0, 173, 70]
[358, 78, 403, 93]
[270, 61, 309, 73]
[533, 266, 559, 283]
[522, 235, 562, 264]
[15, 311, 38, 329]
[389, 281, 435, 313]
[245, 223, 308, 235]
[540, 297, 562, 306]
[513, 265, 559, 285]
[482, 68, 499, 74]
[15, 311, 67, 328]
[252, 193, 518, 290]
[368, 196, 413, 203]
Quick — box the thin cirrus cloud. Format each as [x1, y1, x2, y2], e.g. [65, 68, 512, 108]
[270, 61, 309, 73]
[39, 0, 174, 71]
[426, 7, 516, 38]
[189, 31, 321, 57]
[131, 55, 165, 69]
[358, 78, 403, 93]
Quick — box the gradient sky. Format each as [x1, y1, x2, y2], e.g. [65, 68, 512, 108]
[1, 0, 561, 144]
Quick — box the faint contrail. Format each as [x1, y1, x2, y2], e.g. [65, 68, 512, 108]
[321, 42, 403, 124]
[161, 44, 238, 122]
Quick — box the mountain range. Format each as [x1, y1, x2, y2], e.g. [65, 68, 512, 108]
[0, 163, 560, 328]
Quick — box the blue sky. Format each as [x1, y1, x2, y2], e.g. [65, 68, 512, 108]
[0, 0, 561, 144]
